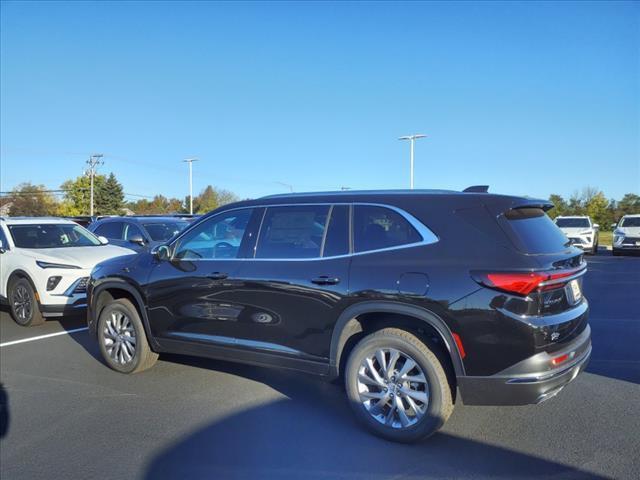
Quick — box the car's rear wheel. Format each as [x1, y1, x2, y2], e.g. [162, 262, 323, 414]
[9, 277, 44, 327]
[97, 298, 158, 374]
[345, 328, 453, 443]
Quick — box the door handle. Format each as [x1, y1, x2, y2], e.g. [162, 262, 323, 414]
[207, 272, 229, 280]
[311, 276, 340, 285]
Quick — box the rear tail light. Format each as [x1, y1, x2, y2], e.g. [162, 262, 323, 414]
[472, 269, 579, 296]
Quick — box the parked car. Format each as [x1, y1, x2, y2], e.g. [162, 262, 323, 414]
[612, 214, 640, 256]
[63, 215, 97, 228]
[89, 216, 190, 252]
[554, 216, 599, 255]
[87, 189, 591, 442]
[0, 217, 134, 326]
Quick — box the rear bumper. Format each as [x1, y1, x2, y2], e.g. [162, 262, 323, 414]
[458, 324, 591, 405]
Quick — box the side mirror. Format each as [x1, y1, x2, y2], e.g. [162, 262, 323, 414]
[593, 224, 599, 229]
[129, 234, 146, 246]
[153, 245, 171, 261]
[611, 223, 617, 229]
[98, 236, 109, 245]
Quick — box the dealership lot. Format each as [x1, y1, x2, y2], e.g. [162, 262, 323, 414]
[1, 253, 639, 480]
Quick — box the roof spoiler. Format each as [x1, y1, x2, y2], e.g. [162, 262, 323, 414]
[463, 185, 489, 193]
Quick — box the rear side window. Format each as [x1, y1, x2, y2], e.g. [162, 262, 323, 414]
[353, 205, 421, 253]
[255, 205, 330, 259]
[504, 208, 569, 253]
[94, 222, 124, 240]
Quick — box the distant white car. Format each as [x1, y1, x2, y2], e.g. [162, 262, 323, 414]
[0, 217, 134, 326]
[554, 216, 599, 255]
[612, 214, 640, 256]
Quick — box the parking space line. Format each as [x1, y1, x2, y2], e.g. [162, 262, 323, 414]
[0, 327, 89, 348]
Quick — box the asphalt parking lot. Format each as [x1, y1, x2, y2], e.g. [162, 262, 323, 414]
[1, 252, 639, 480]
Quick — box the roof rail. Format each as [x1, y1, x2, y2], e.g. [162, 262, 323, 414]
[463, 185, 489, 193]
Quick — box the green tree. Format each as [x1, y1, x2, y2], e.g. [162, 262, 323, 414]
[100, 173, 125, 214]
[585, 191, 610, 229]
[616, 193, 640, 219]
[7, 183, 59, 216]
[548, 194, 568, 219]
[193, 186, 238, 214]
[127, 195, 185, 215]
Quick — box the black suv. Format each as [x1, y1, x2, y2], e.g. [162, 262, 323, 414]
[87, 189, 591, 442]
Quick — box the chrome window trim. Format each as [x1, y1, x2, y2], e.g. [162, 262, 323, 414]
[169, 202, 439, 262]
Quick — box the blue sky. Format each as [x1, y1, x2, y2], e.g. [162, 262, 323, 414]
[1, 1, 638, 202]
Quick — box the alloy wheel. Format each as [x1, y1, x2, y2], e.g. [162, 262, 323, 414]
[103, 310, 137, 365]
[357, 348, 429, 429]
[12, 285, 32, 322]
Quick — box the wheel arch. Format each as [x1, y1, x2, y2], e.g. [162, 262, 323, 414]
[329, 302, 466, 379]
[91, 280, 159, 350]
[7, 269, 40, 300]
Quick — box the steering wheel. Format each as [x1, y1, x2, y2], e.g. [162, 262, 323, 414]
[214, 242, 234, 258]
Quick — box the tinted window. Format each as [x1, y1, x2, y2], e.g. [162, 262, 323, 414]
[0, 226, 9, 249]
[143, 221, 189, 241]
[8, 224, 101, 248]
[94, 222, 124, 240]
[505, 208, 569, 253]
[323, 205, 350, 257]
[621, 217, 640, 228]
[256, 205, 330, 259]
[354, 205, 421, 253]
[124, 223, 144, 241]
[174, 209, 253, 259]
[555, 218, 590, 228]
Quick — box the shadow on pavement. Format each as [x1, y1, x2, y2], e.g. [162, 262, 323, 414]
[144, 354, 603, 480]
[143, 395, 602, 480]
[0, 383, 9, 438]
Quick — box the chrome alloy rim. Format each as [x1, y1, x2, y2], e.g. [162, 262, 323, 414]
[357, 348, 429, 429]
[103, 311, 137, 365]
[12, 285, 32, 322]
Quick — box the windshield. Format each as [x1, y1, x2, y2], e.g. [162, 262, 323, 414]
[621, 217, 640, 228]
[555, 218, 590, 228]
[143, 221, 189, 241]
[8, 224, 102, 248]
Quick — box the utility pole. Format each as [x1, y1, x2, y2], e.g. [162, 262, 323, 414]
[86, 154, 104, 216]
[183, 158, 199, 215]
[398, 134, 427, 189]
[275, 181, 294, 193]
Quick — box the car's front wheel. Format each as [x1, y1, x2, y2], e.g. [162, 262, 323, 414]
[97, 298, 158, 374]
[8, 277, 44, 327]
[345, 328, 453, 443]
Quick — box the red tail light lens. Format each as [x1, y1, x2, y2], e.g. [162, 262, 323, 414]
[474, 270, 579, 296]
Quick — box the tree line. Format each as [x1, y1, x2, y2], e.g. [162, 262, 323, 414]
[0, 173, 239, 217]
[1, 178, 638, 227]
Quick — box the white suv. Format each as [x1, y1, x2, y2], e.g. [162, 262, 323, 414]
[0, 217, 134, 326]
[554, 216, 599, 255]
[612, 214, 640, 256]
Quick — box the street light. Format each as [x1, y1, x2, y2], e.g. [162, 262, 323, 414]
[398, 134, 427, 189]
[183, 158, 199, 214]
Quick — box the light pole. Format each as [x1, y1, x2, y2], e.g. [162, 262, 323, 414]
[398, 134, 426, 189]
[86, 154, 104, 216]
[183, 158, 199, 214]
[275, 181, 294, 193]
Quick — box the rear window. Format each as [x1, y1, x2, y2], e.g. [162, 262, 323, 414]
[504, 208, 569, 253]
[555, 218, 590, 228]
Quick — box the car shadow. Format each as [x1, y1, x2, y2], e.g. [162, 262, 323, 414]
[142, 354, 603, 479]
[143, 393, 601, 480]
[0, 383, 9, 438]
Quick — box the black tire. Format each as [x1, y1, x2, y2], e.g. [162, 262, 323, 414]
[592, 243, 598, 255]
[97, 298, 158, 374]
[612, 249, 621, 257]
[345, 328, 454, 443]
[8, 277, 44, 327]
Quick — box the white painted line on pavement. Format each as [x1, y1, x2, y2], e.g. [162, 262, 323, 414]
[0, 327, 89, 348]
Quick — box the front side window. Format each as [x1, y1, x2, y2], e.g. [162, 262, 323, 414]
[354, 205, 422, 253]
[8, 224, 102, 248]
[94, 222, 124, 240]
[255, 205, 330, 259]
[0, 226, 9, 249]
[174, 209, 253, 260]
